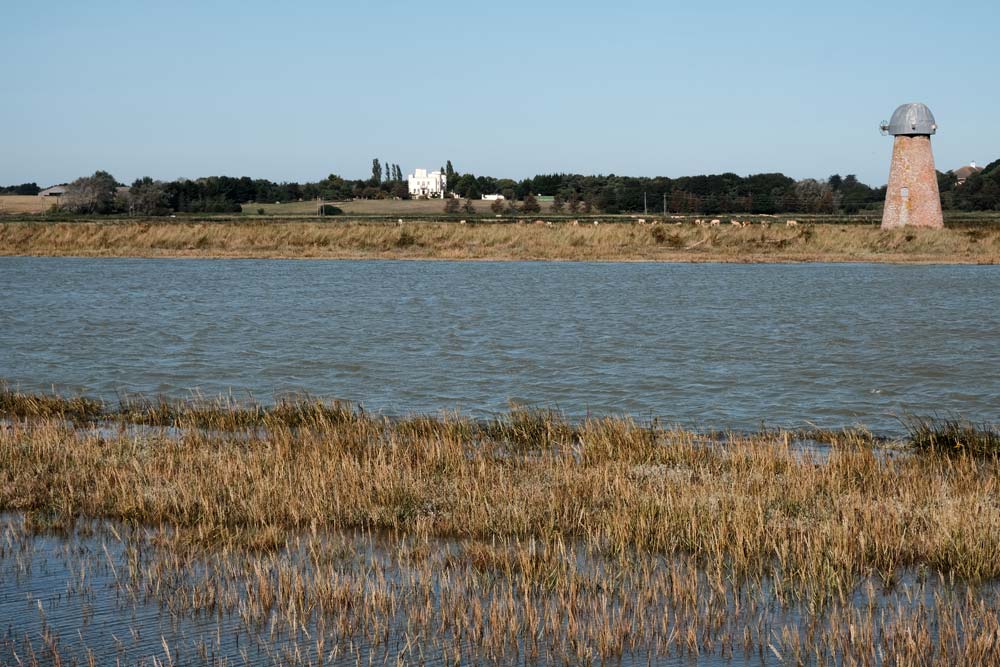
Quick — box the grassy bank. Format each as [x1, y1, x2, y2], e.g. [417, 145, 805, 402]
[1, 219, 998, 262]
[2, 388, 999, 664]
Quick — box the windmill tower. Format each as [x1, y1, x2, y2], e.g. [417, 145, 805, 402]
[879, 103, 943, 230]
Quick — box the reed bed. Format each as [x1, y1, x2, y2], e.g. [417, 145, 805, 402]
[2, 389, 999, 664]
[1, 220, 998, 262]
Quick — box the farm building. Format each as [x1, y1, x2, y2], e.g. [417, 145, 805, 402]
[951, 162, 983, 185]
[38, 185, 67, 197]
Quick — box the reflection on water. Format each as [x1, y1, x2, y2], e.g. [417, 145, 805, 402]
[1, 257, 997, 434]
[2, 514, 991, 666]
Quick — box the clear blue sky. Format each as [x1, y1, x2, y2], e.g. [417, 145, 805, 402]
[3, 0, 997, 188]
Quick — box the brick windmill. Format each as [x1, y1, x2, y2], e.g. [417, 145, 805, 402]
[879, 103, 944, 230]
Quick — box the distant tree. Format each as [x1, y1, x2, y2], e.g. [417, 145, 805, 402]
[794, 179, 833, 213]
[454, 174, 481, 199]
[551, 194, 565, 213]
[462, 198, 476, 214]
[567, 197, 579, 214]
[444, 196, 460, 214]
[521, 194, 541, 214]
[371, 158, 382, 185]
[317, 174, 352, 200]
[491, 198, 506, 214]
[62, 170, 119, 214]
[0, 182, 41, 195]
[595, 186, 619, 214]
[496, 179, 517, 200]
[954, 159, 1000, 211]
[128, 177, 169, 215]
[580, 198, 592, 214]
[383, 161, 391, 184]
[446, 160, 455, 183]
[390, 182, 409, 199]
[937, 170, 958, 210]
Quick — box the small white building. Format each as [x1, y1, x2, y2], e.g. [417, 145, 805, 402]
[481, 193, 505, 201]
[407, 168, 447, 198]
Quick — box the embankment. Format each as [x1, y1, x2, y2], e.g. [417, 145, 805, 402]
[1, 219, 998, 262]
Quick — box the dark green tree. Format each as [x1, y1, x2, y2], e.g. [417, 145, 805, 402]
[521, 194, 541, 214]
[454, 174, 481, 199]
[371, 159, 382, 185]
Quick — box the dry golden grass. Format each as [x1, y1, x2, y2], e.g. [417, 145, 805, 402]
[0, 195, 53, 215]
[2, 388, 999, 664]
[2, 390, 998, 591]
[1, 219, 998, 263]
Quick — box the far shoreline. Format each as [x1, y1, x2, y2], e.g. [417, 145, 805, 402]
[0, 219, 997, 265]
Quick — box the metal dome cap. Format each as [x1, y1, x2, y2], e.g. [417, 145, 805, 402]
[880, 103, 937, 136]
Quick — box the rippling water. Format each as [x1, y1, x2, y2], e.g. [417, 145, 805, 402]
[1, 257, 997, 434]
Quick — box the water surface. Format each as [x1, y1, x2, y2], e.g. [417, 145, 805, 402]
[1, 257, 997, 434]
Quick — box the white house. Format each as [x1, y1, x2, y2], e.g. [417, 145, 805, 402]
[407, 168, 447, 198]
[481, 194, 505, 201]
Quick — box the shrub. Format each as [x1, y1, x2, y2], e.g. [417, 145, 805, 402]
[650, 226, 684, 248]
[318, 204, 343, 216]
[396, 228, 417, 247]
[521, 194, 541, 214]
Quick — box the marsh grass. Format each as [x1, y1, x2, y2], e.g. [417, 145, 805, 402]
[905, 416, 1000, 459]
[1, 220, 997, 262]
[0, 383, 104, 421]
[2, 389, 1000, 664]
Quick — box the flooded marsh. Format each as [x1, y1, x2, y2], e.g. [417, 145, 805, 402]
[1, 396, 999, 665]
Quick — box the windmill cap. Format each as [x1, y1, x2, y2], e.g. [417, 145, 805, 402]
[885, 103, 937, 136]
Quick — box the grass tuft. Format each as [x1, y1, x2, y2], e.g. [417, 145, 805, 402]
[905, 416, 1000, 458]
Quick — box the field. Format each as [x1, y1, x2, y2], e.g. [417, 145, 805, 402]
[1, 218, 998, 263]
[0, 194, 53, 215]
[1, 387, 999, 664]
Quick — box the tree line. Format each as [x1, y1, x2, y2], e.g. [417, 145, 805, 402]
[0, 183, 41, 195]
[6, 157, 1000, 215]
